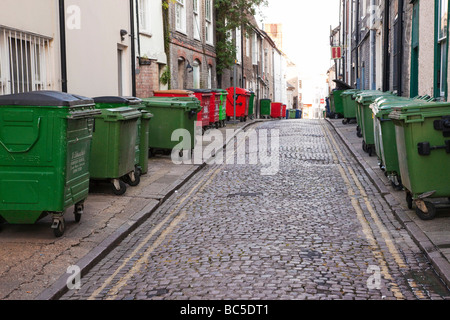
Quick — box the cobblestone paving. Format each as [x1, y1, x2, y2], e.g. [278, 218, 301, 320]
[61, 119, 450, 300]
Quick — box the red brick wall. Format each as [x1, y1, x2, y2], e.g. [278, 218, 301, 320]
[136, 59, 160, 98]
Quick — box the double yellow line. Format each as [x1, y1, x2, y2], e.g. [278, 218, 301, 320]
[88, 123, 262, 300]
[321, 121, 426, 300]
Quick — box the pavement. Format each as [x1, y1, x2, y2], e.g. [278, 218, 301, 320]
[326, 118, 450, 289]
[1, 116, 448, 300]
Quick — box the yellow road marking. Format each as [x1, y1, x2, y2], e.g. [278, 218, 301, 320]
[88, 123, 261, 300]
[321, 121, 405, 300]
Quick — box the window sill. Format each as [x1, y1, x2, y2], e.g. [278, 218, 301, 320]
[139, 31, 153, 38]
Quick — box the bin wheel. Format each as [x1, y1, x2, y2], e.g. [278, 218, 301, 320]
[406, 192, 413, 210]
[223, 120, 227, 127]
[112, 179, 127, 196]
[149, 148, 156, 158]
[123, 171, 140, 187]
[362, 140, 367, 152]
[342, 119, 348, 125]
[53, 217, 66, 238]
[357, 131, 363, 138]
[415, 201, 436, 221]
[74, 202, 84, 223]
[368, 146, 373, 157]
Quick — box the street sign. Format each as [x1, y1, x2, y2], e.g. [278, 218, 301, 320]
[331, 46, 342, 60]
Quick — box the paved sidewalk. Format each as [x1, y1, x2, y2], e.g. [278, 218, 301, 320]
[0, 118, 264, 300]
[326, 118, 450, 288]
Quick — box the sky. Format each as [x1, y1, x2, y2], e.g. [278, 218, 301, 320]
[256, 0, 340, 81]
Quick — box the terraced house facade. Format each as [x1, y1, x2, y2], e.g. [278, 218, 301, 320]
[333, 0, 450, 102]
[0, 0, 297, 109]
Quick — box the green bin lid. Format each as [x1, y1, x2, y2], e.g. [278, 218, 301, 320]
[388, 101, 450, 122]
[93, 96, 143, 106]
[355, 90, 390, 104]
[141, 97, 202, 111]
[210, 88, 228, 94]
[97, 106, 142, 121]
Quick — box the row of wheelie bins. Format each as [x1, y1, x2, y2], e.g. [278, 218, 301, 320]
[0, 90, 204, 237]
[337, 88, 449, 221]
[0, 87, 262, 237]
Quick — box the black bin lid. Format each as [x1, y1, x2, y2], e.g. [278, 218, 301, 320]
[93, 96, 142, 105]
[186, 89, 213, 93]
[332, 79, 353, 90]
[0, 90, 94, 106]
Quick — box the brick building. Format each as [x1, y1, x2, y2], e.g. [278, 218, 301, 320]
[168, 0, 217, 90]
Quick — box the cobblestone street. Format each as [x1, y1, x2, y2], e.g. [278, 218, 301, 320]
[60, 119, 450, 301]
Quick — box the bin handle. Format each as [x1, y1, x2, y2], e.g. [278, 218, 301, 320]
[405, 114, 425, 123]
[0, 117, 42, 154]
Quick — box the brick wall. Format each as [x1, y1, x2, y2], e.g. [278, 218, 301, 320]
[168, 0, 216, 90]
[136, 59, 159, 98]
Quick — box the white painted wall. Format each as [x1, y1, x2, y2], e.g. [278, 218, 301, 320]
[65, 0, 132, 97]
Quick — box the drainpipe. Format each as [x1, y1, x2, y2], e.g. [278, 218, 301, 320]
[59, 0, 67, 92]
[370, 0, 376, 90]
[355, 0, 360, 89]
[382, 0, 390, 92]
[241, 23, 245, 88]
[397, 0, 404, 96]
[130, 0, 137, 97]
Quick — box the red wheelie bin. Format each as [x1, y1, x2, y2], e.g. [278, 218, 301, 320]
[209, 90, 222, 129]
[187, 89, 212, 134]
[153, 90, 195, 98]
[226, 87, 250, 122]
[271, 102, 283, 119]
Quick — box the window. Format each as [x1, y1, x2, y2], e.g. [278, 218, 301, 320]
[246, 35, 250, 57]
[0, 27, 53, 95]
[252, 33, 259, 65]
[436, 0, 448, 98]
[205, 0, 213, 44]
[193, 59, 201, 89]
[175, 0, 186, 33]
[236, 27, 242, 64]
[207, 65, 212, 89]
[139, 0, 150, 33]
[193, 0, 200, 40]
[438, 0, 448, 41]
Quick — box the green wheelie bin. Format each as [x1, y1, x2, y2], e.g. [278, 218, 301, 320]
[355, 90, 388, 156]
[330, 89, 345, 118]
[0, 91, 101, 237]
[93, 96, 153, 176]
[260, 99, 271, 119]
[248, 91, 255, 120]
[90, 106, 142, 196]
[340, 89, 361, 125]
[289, 109, 296, 119]
[389, 100, 450, 220]
[370, 96, 410, 189]
[141, 97, 202, 158]
[211, 89, 228, 128]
